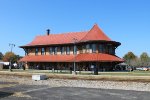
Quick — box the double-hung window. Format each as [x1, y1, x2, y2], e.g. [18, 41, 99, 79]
[61, 47, 65, 54]
[66, 46, 70, 55]
[73, 46, 77, 54]
[86, 44, 90, 53]
[92, 44, 96, 53]
[35, 48, 38, 55]
[49, 47, 53, 55]
[41, 48, 45, 55]
[25, 48, 29, 55]
[99, 44, 103, 53]
[54, 47, 57, 55]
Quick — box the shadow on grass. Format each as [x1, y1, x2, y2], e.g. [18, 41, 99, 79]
[0, 91, 13, 99]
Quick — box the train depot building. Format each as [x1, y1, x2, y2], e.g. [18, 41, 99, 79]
[20, 24, 123, 72]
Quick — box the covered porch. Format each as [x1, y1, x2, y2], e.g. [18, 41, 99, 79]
[25, 61, 119, 72]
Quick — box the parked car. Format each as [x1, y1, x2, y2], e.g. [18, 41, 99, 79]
[146, 66, 150, 71]
[127, 66, 134, 71]
[136, 67, 148, 71]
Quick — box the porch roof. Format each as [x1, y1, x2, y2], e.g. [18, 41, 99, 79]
[19, 53, 123, 62]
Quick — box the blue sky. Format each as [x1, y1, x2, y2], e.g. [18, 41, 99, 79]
[0, 0, 150, 57]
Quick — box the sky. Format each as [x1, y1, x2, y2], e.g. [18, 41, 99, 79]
[0, 0, 150, 58]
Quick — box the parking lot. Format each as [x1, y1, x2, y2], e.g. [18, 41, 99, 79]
[0, 81, 150, 100]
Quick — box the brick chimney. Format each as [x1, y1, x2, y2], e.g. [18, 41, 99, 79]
[47, 29, 50, 35]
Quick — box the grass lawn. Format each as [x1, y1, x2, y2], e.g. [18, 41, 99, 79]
[99, 71, 150, 76]
[1, 69, 150, 82]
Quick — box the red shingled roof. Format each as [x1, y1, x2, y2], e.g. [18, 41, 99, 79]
[19, 53, 123, 62]
[19, 55, 74, 62]
[76, 53, 123, 62]
[23, 24, 113, 47]
[26, 31, 87, 46]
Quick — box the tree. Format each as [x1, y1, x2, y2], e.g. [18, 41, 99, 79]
[123, 52, 137, 66]
[140, 52, 150, 66]
[0, 52, 3, 60]
[130, 58, 141, 67]
[2, 52, 17, 63]
[15, 55, 23, 61]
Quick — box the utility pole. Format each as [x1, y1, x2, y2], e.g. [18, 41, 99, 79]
[9, 43, 15, 52]
[9, 43, 15, 71]
[73, 38, 77, 75]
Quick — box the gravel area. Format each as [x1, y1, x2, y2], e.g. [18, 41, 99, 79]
[0, 75, 150, 92]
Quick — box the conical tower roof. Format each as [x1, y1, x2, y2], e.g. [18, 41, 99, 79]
[80, 24, 111, 42]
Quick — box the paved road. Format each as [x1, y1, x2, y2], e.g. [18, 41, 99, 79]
[0, 82, 150, 100]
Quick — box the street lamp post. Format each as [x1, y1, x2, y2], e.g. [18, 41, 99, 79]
[73, 38, 77, 75]
[9, 43, 15, 71]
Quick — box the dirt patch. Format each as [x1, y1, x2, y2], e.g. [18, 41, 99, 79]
[0, 84, 16, 88]
[12, 92, 31, 98]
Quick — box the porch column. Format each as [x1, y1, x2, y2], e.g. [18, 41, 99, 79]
[25, 62, 29, 70]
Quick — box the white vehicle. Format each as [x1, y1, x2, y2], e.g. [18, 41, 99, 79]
[136, 67, 148, 71]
